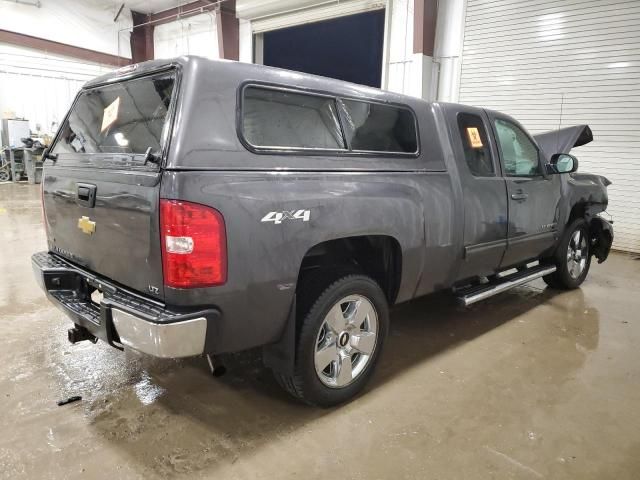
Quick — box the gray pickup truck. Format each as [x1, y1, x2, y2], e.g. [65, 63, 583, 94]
[32, 57, 613, 406]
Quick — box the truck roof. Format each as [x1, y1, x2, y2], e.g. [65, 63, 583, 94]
[84, 55, 433, 110]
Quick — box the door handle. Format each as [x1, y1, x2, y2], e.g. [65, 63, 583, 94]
[510, 192, 528, 201]
[77, 187, 90, 201]
[76, 183, 97, 208]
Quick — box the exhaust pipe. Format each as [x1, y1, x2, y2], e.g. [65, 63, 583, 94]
[68, 325, 98, 344]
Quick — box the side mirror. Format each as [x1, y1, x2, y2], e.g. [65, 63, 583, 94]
[547, 153, 578, 174]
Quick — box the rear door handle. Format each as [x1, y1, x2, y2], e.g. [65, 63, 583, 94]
[510, 192, 528, 200]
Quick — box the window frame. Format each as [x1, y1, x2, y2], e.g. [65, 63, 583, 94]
[47, 65, 182, 169]
[491, 116, 545, 179]
[237, 81, 420, 158]
[455, 111, 497, 178]
[336, 97, 420, 156]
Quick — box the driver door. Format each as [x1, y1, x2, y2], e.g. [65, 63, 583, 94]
[488, 113, 561, 268]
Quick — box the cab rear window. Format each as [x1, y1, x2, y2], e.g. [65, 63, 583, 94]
[52, 72, 175, 156]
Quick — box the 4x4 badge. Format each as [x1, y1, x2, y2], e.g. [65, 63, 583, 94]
[78, 216, 96, 235]
[261, 209, 311, 225]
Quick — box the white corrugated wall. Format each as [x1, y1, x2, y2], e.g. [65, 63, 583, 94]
[458, 0, 640, 253]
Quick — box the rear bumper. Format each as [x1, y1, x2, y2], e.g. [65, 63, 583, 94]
[31, 251, 219, 358]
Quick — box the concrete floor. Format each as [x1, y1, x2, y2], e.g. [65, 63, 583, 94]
[1, 182, 639, 479]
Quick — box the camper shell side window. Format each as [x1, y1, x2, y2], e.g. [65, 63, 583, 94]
[238, 84, 419, 157]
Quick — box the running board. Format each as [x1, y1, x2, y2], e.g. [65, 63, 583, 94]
[455, 264, 557, 307]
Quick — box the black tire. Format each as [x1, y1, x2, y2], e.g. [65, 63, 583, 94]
[275, 273, 389, 407]
[543, 218, 592, 290]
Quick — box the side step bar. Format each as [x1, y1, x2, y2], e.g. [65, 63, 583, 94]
[455, 264, 557, 307]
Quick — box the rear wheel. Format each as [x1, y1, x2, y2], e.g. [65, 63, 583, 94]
[275, 274, 389, 407]
[543, 218, 591, 289]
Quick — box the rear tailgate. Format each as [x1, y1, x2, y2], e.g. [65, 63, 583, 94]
[43, 69, 177, 300]
[43, 168, 163, 297]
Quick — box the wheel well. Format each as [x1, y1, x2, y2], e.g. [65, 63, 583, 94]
[297, 236, 402, 305]
[563, 201, 613, 263]
[568, 202, 588, 224]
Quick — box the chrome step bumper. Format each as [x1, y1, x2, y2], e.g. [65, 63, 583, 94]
[32, 251, 218, 358]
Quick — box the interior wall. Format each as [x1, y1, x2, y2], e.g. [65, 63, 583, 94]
[0, 43, 111, 139]
[238, 18, 253, 63]
[433, 0, 465, 102]
[154, 13, 219, 60]
[0, 0, 132, 143]
[384, 0, 423, 97]
[0, 0, 133, 58]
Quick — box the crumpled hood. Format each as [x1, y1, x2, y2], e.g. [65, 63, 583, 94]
[534, 125, 593, 158]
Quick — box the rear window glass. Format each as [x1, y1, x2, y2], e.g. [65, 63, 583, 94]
[242, 87, 345, 150]
[52, 72, 175, 155]
[340, 99, 417, 153]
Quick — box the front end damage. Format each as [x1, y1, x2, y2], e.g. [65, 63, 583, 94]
[589, 215, 614, 263]
[535, 125, 614, 264]
[571, 173, 614, 264]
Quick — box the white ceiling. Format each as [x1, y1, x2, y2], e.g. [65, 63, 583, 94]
[84, 0, 201, 15]
[125, 0, 188, 14]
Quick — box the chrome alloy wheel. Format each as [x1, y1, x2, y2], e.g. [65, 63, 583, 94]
[567, 229, 588, 279]
[314, 294, 378, 388]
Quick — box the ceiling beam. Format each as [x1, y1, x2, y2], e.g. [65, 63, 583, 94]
[0, 29, 130, 66]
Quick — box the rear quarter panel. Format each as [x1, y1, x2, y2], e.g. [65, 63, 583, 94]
[161, 169, 457, 353]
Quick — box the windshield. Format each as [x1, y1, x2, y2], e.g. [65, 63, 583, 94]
[52, 71, 175, 156]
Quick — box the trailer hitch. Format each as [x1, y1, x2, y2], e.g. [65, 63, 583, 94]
[68, 325, 98, 344]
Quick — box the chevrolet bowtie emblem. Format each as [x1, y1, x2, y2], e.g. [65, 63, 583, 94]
[78, 216, 96, 235]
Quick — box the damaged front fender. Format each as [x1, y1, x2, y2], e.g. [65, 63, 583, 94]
[590, 216, 614, 263]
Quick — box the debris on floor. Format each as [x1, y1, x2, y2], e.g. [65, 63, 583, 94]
[57, 395, 82, 406]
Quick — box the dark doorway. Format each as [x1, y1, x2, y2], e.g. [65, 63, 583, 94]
[261, 10, 386, 88]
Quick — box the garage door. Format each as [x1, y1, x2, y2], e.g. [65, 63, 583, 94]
[262, 10, 385, 87]
[459, 0, 640, 253]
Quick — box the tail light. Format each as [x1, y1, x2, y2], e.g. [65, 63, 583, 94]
[160, 199, 227, 288]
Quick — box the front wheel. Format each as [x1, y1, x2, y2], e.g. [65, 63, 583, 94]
[543, 218, 592, 289]
[275, 274, 389, 407]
